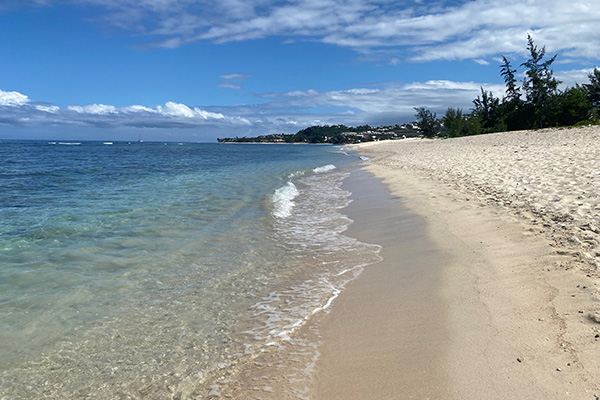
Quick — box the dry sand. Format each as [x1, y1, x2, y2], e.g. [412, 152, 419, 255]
[314, 126, 600, 399]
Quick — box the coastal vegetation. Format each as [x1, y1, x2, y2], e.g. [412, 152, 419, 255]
[420, 35, 599, 138]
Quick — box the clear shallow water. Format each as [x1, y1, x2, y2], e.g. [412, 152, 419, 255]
[0, 141, 380, 398]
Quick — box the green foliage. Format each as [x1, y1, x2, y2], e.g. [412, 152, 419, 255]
[496, 101, 528, 131]
[520, 34, 561, 128]
[217, 123, 416, 144]
[443, 107, 464, 137]
[572, 120, 598, 127]
[492, 35, 597, 132]
[414, 107, 440, 138]
[440, 108, 487, 137]
[462, 113, 483, 136]
[498, 56, 528, 131]
[500, 56, 521, 103]
[548, 87, 593, 126]
[291, 124, 348, 142]
[583, 68, 600, 108]
[472, 88, 501, 133]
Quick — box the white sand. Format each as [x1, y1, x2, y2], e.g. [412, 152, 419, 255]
[359, 126, 600, 271]
[314, 126, 600, 399]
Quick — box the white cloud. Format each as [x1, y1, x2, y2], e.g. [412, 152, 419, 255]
[122, 105, 157, 113]
[62, 101, 231, 121]
[219, 83, 242, 90]
[343, 88, 379, 95]
[220, 73, 251, 81]
[157, 101, 226, 119]
[157, 101, 196, 118]
[0, 89, 250, 129]
[68, 104, 118, 115]
[0, 89, 29, 106]
[555, 67, 599, 89]
[218, 73, 251, 90]
[474, 59, 489, 66]
[257, 80, 505, 118]
[35, 104, 60, 113]
[280, 89, 319, 97]
[55, 0, 600, 63]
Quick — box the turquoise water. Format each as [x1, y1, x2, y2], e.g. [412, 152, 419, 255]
[0, 141, 381, 398]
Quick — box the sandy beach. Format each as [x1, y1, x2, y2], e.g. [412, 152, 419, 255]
[314, 126, 600, 399]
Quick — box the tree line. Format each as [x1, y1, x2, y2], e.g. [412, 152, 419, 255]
[415, 35, 600, 138]
[218, 124, 419, 144]
[218, 124, 362, 143]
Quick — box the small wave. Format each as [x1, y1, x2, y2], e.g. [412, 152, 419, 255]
[312, 164, 336, 174]
[249, 281, 342, 347]
[287, 170, 306, 179]
[103, 142, 113, 145]
[309, 282, 341, 316]
[330, 146, 352, 156]
[272, 182, 299, 218]
[359, 156, 369, 161]
[58, 142, 81, 146]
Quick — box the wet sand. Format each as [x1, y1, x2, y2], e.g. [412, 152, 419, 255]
[314, 127, 600, 399]
[314, 169, 449, 399]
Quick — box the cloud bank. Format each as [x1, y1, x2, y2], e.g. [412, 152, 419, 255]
[0, 92, 250, 129]
[1, 68, 594, 139]
[0, 80, 501, 138]
[37, 0, 599, 64]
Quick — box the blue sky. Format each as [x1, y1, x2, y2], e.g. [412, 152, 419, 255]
[1, 0, 599, 142]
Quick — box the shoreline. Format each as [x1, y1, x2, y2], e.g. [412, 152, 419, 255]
[313, 168, 450, 399]
[313, 126, 600, 399]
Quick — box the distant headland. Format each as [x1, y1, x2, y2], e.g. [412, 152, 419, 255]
[217, 124, 420, 144]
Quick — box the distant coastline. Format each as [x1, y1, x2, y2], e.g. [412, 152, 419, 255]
[217, 123, 420, 144]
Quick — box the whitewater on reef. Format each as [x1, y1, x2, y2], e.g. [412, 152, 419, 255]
[0, 141, 381, 398]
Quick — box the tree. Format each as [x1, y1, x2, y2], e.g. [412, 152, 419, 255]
[500, 56, 521, 103]
[472, 87, 500, 132]
[583, 68, 600, 108]
[521, 34, 561, 128]
[414, 107, 439, 138]
[548, 86, 592, 126]
[443, 107, 464, 137]
[497, 57, 528, 131]
[463, 113, 483, 136]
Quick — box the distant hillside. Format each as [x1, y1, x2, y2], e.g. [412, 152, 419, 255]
[217, 124, 420, 144]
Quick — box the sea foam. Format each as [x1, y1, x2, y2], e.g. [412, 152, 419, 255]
[312, 164, 336, 174]
[272, 181, 299, 218]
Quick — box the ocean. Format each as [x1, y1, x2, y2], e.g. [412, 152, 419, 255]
[0, 141, 381, 399]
